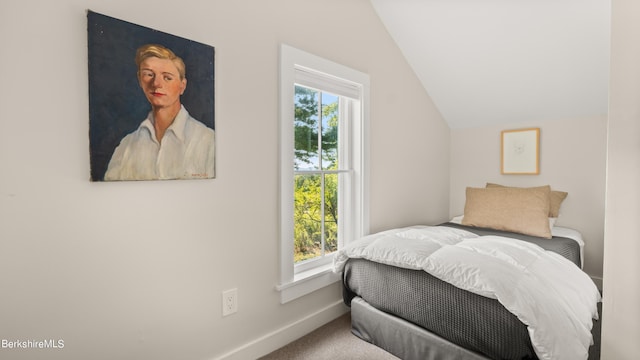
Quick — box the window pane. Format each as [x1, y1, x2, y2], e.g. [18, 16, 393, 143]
[324, 173, 338, 255]
[294, 86, 319, 171]
[294, 174, 322, 263]
[321, 93, 339, 170]
[292, 86, 349, 268]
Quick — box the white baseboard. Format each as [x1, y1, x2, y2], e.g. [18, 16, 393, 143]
[213, 300, 349, 360]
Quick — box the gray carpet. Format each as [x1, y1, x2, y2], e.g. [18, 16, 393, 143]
[261, 303, 602, 360]
[259, 312, 399, 360]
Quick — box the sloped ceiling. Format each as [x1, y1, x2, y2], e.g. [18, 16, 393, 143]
[370, 0, 610, 129]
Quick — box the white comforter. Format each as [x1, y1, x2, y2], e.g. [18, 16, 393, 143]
[333, 225, 601, 360]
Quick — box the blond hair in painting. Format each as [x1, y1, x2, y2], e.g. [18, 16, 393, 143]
[135, 44, 186, 80]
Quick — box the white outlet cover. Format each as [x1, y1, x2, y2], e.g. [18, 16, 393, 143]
[222, 288, 238, 316]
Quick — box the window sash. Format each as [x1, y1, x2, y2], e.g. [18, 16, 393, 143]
[292, 93, 351, 272]
[293, 169, 350, 274]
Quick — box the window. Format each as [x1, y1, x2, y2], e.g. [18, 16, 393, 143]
[278, 45, 369, 303]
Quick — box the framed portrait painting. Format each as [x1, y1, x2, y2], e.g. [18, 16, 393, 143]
[87, 11, 215, 181]
[501, 128, 540, 175]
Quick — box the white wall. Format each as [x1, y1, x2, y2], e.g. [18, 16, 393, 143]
[601, 0, 640, 357]
[0, 1, 450, 359]
[450, 116, 607, 282]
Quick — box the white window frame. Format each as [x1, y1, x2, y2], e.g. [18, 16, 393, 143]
[277, 44, 370, 304]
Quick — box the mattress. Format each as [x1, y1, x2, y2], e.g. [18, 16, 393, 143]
[341, 223, 584, 360]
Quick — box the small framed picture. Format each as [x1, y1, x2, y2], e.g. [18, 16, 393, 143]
[501, 128, 540, 175]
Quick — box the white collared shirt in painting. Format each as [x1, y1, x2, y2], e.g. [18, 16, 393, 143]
[105, 106, 215, 181]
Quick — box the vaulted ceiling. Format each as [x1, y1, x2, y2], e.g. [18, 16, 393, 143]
[370, 0, 610, 129]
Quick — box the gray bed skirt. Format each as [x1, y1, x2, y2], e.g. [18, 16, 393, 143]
[351, 296, 491, 360]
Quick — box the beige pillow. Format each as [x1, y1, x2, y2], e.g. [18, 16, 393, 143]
[486, 183, 567, 218]
[462, 186, 552, 238]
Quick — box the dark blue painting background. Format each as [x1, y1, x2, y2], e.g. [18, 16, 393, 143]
[87, 11, 215, 181]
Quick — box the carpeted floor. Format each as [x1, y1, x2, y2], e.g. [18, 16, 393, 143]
[259, 312, 398, 360]
[260, 302, 602, 360]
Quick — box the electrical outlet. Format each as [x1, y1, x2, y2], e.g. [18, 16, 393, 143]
[222, 288, 238, 316]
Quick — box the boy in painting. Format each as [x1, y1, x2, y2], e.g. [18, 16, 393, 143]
[104, 44, 214, 181]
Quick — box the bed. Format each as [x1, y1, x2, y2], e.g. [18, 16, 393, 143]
[333, 185, 602, 360]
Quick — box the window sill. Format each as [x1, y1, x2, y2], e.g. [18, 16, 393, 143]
[276, 264, 341, 304]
